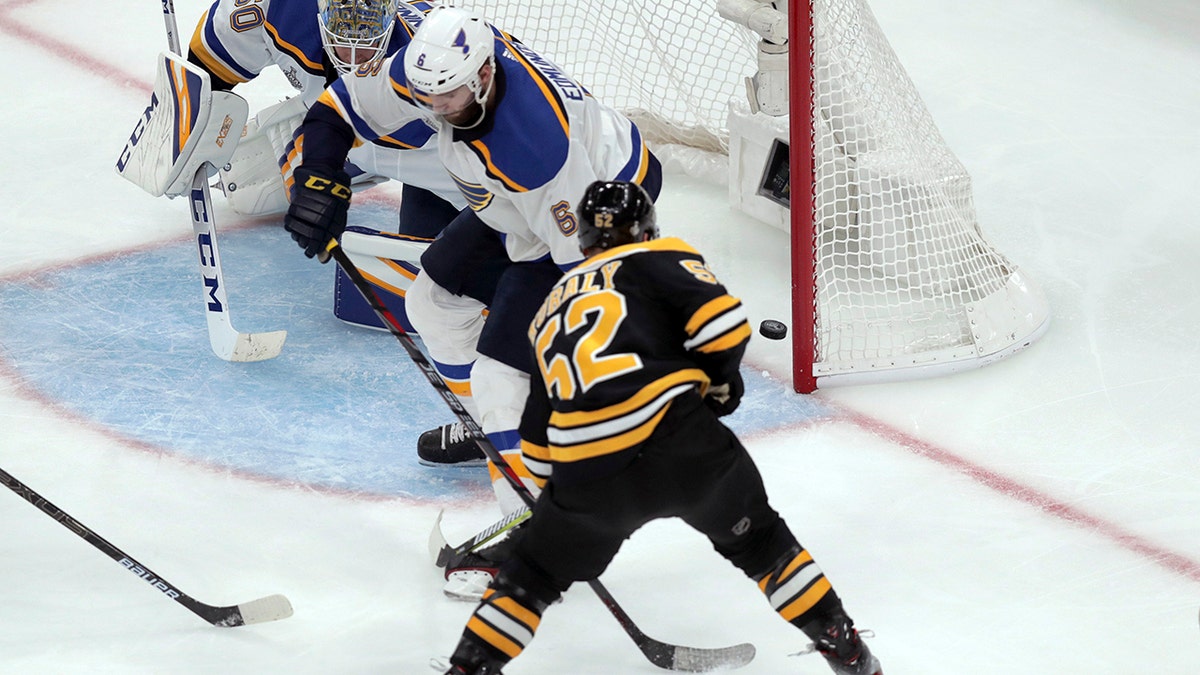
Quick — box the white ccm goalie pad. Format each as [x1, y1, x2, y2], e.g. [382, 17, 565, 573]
[115, 52, 247, 198]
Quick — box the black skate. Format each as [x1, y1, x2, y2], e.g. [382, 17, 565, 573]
[418, 422, 486, 466]
[800, 612, 882, 675]
[442, 663, 502, 675]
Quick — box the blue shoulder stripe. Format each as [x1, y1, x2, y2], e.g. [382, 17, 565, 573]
[263, 0, 324, 74]
[615, 124, 650, 184]
[386, 51, 420, 106]
[373, 119, 435, 150]
[460, 39, 573, 192]
[325, 79, 382, 141]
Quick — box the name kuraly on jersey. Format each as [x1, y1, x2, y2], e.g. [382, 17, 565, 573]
[519, 238, 752, 485]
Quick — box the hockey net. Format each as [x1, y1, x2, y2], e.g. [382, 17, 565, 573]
[456, 0, 1049, 393]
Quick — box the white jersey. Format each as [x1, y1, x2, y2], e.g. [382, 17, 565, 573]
[314, 28, 655, 266]
[187, 0, 463, 207]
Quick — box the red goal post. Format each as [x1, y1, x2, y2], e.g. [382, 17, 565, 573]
[454, 0, 1050, 393]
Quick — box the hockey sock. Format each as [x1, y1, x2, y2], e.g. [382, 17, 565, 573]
[450, 584, 550, 670]
[755, 545, 841, 627]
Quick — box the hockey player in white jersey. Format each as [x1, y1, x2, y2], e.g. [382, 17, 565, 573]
[281, 6, 663, 592]
[186, 0, 463, 229]
[184, 0, 490, 455]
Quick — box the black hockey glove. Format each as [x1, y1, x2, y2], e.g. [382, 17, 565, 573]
[704, 371, 744, 417]
[284, 166, 352, 260]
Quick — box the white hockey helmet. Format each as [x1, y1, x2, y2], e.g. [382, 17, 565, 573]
[403, 6, 496, 125]
[317, 0, 399, 73]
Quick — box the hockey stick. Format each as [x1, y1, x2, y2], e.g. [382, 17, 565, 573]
[0, 466, 293, 627]
[187, 175, 287, 361]
[163, 0, 286, 362]
[327, 240, 756, 672]
[428, 506, 532, 569]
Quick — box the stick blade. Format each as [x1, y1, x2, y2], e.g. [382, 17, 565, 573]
[428, 509, 451, 566]
[236, 593, 294, 625]
[215, 329, 287, 362]
[664, 642, 756, 672]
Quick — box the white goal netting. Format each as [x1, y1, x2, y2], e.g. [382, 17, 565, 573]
[455, 0, 1049, 389]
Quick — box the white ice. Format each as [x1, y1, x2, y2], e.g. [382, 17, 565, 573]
[1, 0, 1199, 673]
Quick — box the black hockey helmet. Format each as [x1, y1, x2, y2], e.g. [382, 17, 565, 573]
[576, 181, 658, 253]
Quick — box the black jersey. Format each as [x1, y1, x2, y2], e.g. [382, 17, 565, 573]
[519, 237, 751, 486]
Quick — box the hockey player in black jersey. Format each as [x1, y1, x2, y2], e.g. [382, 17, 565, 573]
[440, 181, 882, 675]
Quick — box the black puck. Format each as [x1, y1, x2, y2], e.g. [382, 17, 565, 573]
[759, 319, 788, 340]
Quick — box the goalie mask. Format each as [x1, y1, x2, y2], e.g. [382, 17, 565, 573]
[404, 6, 496, 129]
[318, 0, 399, 73]
[576, 181, 658, 253]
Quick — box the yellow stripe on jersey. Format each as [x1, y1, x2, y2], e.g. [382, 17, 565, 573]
[519, 438, 552, 488]
[391, 78, 418, 104]
[549, 403, 671, 462]
[567, 237, 703, 277]
[315, 90, 344, 116]
[498, 36, 569, 138]
[263, 22, 322, 72]
[467, 139, 528, 193]
[630, 140, 651, 184]
[280, 132, 303, 194]
[695, 321, 752, 354]
[546, 371, 707, 462]
[550, 369, 708, 430]
[520, 438, 551, 463]
[188, 12, 249, 86]
[449, 172, 496, 210]
[686, 296, 741, 335]
[374, 134, 423, 150]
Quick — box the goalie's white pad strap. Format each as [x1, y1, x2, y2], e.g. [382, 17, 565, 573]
[115, 52, 248, 197]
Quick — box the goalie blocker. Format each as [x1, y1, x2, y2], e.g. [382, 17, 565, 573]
[115, 51, 246, 198]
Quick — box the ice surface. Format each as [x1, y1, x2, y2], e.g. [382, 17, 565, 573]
[1, 0, 1198, 673]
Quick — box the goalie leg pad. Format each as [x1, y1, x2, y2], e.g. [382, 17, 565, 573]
[333, 226, 431, 332]
[115, 52, 247, 197]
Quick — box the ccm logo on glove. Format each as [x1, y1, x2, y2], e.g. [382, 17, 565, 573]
[302, 174, 351, 199]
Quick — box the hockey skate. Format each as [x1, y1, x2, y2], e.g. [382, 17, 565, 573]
[443, 549, 499, 601]
[437, 641, 508, 674]
[800, 612, 882, 675]
[418, 422, 486, 466]
[442, 665, 502, 675]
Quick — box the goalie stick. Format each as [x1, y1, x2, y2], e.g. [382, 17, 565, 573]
[327, 240, 756, 672]
[0, 466, 293, 627]
[164, 0, 286, 362]
[187, 174, 287, 361]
